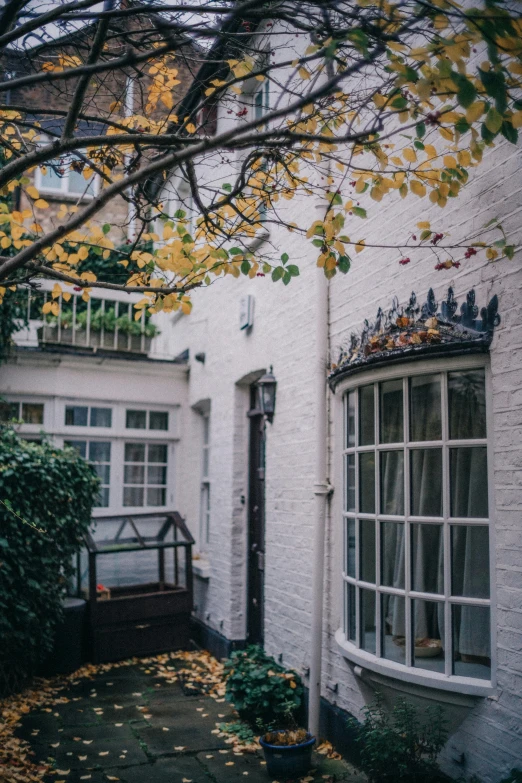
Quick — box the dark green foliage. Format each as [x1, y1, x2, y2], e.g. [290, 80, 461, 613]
[224, 645, 304, 729]
[500, 771, 522, 783]
[350, 694, 448, 783]
[0, 428, 99, 677]
[217, 721, 257, 745]
[0, 288, 28, 363]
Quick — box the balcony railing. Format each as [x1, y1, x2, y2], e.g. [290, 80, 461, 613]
[14, 280, 156, 355]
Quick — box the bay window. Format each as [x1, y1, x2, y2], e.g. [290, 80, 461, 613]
[339, 359, 492, 689]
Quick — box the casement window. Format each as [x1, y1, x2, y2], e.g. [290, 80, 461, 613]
[253, 78, 270, 123]
[0, 401, 44, 424]
[36, 153, 97, 198]
[123, 442, 168, 507]
[199, 413, 211, 550]
[65, 440, 111, 507]
[126, 408, 169, 431]
[66, 405, 112, 427]
[339, 359, 492, 691]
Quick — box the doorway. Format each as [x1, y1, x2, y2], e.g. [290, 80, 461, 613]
[247, 383, 266, 644]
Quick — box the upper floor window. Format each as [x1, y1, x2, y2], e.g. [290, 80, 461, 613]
[36, 153, 97, 198]
[126, 409, 169, 431]
[65, 405, 112, 428]
[0, 401, 44, 424]
[253, 79, 269, 123]
[341, 362, 491, 687]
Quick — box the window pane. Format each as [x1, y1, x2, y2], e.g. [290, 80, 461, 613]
[382, 595, 405, 663]
[346, 391, 355, 447]
[453, 605, 490, 680]
[64, 440, 87, 459]
[380, 451, 404, 515]
[359, 385, 374, 446]
[380, 379, 403, 443]
[124, 464, 145, 484]
[123, 486, 144, 506]
[450, 447, 488, 517]
[39, 161, 63, 191]
[451, 525, 490, 598]
[65, 405, 88, 426]
[346, 518, 356, 577]
[148, 444, 167, 463]
[345, 454, 355, 511]
[68, 163, 95, 196]
[147, 487, 166, 506]
[96, 486, 110, 508]
[93, 463, 110, 484]
[360, 519, 376, 583]
[360, 589, 376, 654]
[147, 465, 167, 485]
[125, 442, 145, 462]
[346, 583, 356, 642]
[126, 410, 147, 429]
[411, 524, 443, 594]
[448, 370, 486, 439]
[150, 411, 168, 430]
[359, 453, 375, 513]
[413, 599, 445, 673]
[90, 407, 112, 428]
[411, 448, 442, 517]
[410, 375, 441, 441]
[0, 402, 19, 421]
[21, 403, 44, 424]
[89, 441, 111, 462]
[381, 521, 404, 589]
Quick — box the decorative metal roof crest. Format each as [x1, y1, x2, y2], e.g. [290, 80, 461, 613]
[329, 287, 500, 385]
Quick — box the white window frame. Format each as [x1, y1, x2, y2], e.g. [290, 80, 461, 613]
[35, 149, 99, 199]
[334, 353, 496, 697]
[199, 412, 211, 552]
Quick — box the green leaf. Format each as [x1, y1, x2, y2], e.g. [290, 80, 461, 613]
[271, 266, 283, 282]
[222, 183, 232, 192]
[420, 229, 432, 241]
[453, 74, 477, 109]
[414, 140, 425, 151]
[287, 265, 300, 277]
[391, 95, 408, 110]
[455, 117, 470, 135]
[174, 209, 186, 219]
[416, 122, 426, 139]
[338, 255, 351, 274]
[281, 252, 289, 264]
[229, 247, 242, 255]
[479, 68, 507, 114]
[102, 223, 111, 235]
[282, 271, 291, 285]
[501, 120, 518, 144]
[504, 245, 515, 259]
[240, 260, 250, 275]
[484, 107, 503, 134]
[352, 207, 367, 219]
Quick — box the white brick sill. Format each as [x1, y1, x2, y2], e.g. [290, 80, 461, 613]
[192, 558, 211, 580]
[335, 628, 494, 699]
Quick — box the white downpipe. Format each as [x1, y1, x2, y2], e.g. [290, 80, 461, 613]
[124, 75, 137, 241]
[308, 170, 332, 739]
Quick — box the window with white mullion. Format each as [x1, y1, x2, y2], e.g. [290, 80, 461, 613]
[342, 364, 492, 684]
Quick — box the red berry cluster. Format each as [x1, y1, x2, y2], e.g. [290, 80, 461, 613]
[236, 108, 248, 117]
[431, 232, 444, 245]
[399, 257, 411, 265]
[464, 247, 478, 258]
[434, 260, 461, 271]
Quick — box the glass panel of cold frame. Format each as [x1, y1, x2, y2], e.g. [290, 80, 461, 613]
[450, 447, 488, 518]
[382, 595, 406, 664]
[359, 385, 375, 446]
[411, 448, 443, 517]
[126, 409, 147, 429]
[150, 411, 169, 430]
[65, 405, 88, 426]
[21, 403, 44, 424]
[413, 599, 445, 673]
[453, 605, 491, 680]
[360, 519, 376, 583]
[451, 525, 490, 598]
[346, 518, 356, 577]
[360, 589, 376, 654]
[410, 374, 442, 441]
[411, 523, 443, 594]
[381, 521, 405, 589]
[90, 407, 112, 428]
[380, 379, 403, 444]
[347, 583, 356, 642]
[346, 454, 356, 511]
[346, 391, 356, 447]
[359, 453, 375, 513]
[448, 369, 486, 440]
[380, 451, 404, 515]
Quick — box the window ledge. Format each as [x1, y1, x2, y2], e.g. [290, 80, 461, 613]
[335, 628, 494, 698]
[192, 558, 211, 580]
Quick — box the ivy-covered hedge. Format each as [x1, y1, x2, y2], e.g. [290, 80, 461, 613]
[0, 428, 99, 676]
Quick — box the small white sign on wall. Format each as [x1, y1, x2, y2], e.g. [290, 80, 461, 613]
[239, 295, 254, 331]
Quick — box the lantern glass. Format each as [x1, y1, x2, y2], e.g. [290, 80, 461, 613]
[256, 367, 277, 418]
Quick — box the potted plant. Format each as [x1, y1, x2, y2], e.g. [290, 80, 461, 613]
[259, 725, 316, 779]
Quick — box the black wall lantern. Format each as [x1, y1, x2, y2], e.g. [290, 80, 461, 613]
[256, 366, 277, 421]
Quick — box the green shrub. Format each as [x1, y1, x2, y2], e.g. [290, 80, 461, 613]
[350, 694, 448, 783]
[224, 645, 304, 729]
[0, 428, 99, 678]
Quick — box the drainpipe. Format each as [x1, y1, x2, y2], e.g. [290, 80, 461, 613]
[124, 74, 136, 240]
[308, 169, 332, 739]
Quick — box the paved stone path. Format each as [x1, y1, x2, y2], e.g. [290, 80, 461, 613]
[16, 659, 365, 783]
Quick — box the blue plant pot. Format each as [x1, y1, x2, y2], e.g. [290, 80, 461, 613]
[259, 732, 316, 779]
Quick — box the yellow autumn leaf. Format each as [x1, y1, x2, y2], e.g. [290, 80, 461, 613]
[186, 123, 196, 133]
[403, 148, 417, 163]
[485, 108, 502, 134]
[34, 198, 49, 208]
[355, 240, 365, 253]
[26, 185, 39, 199]
[443, 155, 457, 168]
[410, 180, 426, 197]
[511, 111, 522, 129]
[465, 102, 485, 123]
[417, 221, 430, 229]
